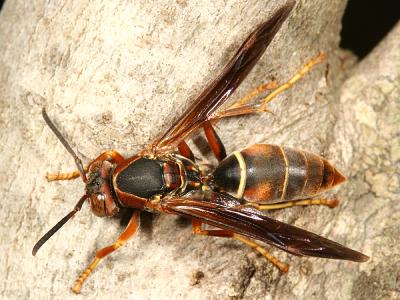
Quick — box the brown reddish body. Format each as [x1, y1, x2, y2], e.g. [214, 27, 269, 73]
[33, 2, 368, 294]
[212, 144, 346, 203]
[88, 153, 202, 213]
[112, 154, 202, 210]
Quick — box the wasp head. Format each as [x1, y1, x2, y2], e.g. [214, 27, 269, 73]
[86, 160, 119, 217]
[33, 109, 121, 256]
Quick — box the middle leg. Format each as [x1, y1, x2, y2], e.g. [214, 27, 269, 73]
[178, 140, 195, 161]
[203, 121, 226, 161]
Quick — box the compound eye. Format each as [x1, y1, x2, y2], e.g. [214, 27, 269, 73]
[89, 193, 107, 217]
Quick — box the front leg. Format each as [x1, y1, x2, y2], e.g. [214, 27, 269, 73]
[71, 209, 140, 294]
[46, 167, 88, 181]
[46, 150, 125, 181]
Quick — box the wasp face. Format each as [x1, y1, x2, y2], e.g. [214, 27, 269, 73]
[86, 160, 119, 217]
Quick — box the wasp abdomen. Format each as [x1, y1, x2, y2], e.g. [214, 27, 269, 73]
[212, 144, 346, 202]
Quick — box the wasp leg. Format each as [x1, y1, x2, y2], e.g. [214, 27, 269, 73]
[192, 220, 288, 273]
[233, 234, 289, 273]
[229, 80, 278, 109]
[211, 81, 277, 120]
[258, 51, 326, 111]
[178, 141, 195, 161]
[203, 121, 227, 161]
[46, 168, 87, 181]
[46, 150, 125, 182]
[91, 150, 125, 164]
[211, 104, 272, 120]
[71, 210, 140, 294]
[249, 198, 339, 211]
[212, 52, 326, 120]
[192, 219, 233, 237]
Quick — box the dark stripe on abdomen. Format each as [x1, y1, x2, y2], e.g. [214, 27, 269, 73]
[283, 147, 307, 200]
[301, 151, 323, 196]
[212, 144, 344, 203]
[242, 144, 286, 202]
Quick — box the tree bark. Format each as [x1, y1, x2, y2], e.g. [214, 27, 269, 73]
[0, 0, 398, 299]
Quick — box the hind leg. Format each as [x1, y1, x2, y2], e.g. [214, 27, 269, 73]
[212, 52, 326, 120]
[248, 198, 339, 210]
[192, 220, 288, 273]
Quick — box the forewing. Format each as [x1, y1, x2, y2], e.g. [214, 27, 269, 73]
[163, 194, 368, 262]
[153, 1, 295, 151]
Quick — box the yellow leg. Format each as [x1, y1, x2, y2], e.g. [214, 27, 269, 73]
[259, 52, 326, 111]
[46, 151, 124, 182]
[212, 52, 326, 120]
[233, 234, 289, 273]
[211, 103, 273, 119]
[71, 210, 140, 294]
[212, 80, 276, 120]
[46, 169, 86, 181]
[248, 198, 339, 211]
[192, 220, 288, 273]
[191, 219, 234, 237]
[229, 80, 278, 109]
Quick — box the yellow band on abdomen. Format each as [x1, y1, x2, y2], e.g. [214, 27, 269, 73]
[233, 151, 247, 199]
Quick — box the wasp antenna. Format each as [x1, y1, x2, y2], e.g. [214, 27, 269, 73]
[32, 194, 88, 256]
[42, 108, 87, 182]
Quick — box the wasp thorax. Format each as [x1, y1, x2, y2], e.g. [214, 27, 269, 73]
[86, 160, 119, 217]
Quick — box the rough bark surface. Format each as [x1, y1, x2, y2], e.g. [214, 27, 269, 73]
[0, 1, 398, 299]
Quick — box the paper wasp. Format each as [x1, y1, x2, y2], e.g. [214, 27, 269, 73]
[33, 0, 368, 294]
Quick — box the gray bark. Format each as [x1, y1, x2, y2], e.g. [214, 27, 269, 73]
[0, 0, 398, 299]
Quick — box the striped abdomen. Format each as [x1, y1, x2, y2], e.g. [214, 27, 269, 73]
[212, 144, 346, 203]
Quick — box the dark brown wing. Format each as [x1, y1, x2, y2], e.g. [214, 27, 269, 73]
[163, 192, 368, 262]
[153, 1, 296, 151]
